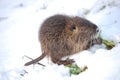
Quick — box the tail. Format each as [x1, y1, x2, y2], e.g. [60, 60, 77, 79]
[24, 53, 46, 66]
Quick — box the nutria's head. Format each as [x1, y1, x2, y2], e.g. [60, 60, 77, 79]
[64, 16, 99, 52]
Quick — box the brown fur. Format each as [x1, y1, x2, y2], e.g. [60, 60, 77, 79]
[24, 14, 102, 66]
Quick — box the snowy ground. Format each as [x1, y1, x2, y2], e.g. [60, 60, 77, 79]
[0, 0, 120, 80]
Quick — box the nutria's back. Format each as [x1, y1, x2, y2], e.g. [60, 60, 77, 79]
[25, 14, 101, 66]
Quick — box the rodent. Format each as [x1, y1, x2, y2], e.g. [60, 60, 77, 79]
[24, 14, 102, 66]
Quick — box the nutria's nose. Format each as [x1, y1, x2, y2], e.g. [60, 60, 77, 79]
[96, 27, 99, 32]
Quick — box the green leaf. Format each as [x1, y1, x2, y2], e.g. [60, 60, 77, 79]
[66, 64, 88, 75]
[98, 32, 115, 50]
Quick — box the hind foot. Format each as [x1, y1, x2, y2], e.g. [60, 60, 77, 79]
[52, 58, 75, 65]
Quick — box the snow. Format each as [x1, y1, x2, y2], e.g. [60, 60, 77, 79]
[0, 0, 120, 80]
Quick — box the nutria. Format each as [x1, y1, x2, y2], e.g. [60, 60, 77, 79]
[24, 14, 102, 66]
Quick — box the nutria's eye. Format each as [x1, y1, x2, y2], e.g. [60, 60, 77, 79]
[70, 24, 76, 31]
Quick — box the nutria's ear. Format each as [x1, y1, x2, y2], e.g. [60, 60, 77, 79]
[70, 24, 76, 31]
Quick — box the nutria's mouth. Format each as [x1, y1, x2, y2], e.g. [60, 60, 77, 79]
[91, 31, 99, 40]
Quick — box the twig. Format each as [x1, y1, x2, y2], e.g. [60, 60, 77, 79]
[23, 55, 46, 67]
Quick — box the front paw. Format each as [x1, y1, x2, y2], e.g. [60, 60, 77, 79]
[63, 58, 75, 65]
[91, 38, 102, 45]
